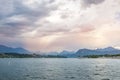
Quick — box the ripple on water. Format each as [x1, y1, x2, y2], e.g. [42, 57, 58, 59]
[94, 73, 101, 75]
[101, 78, 110, 80]
[30, 76, 47, 79]
[24, 74, 30, 77]
[0, 58, 120, 80]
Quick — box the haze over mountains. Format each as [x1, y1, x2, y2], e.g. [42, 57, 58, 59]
[0, 45, 120, 57]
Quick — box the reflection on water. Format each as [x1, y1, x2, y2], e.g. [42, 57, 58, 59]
[0, 58, 120, 80]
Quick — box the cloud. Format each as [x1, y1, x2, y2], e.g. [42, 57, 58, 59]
[0, 0, 57, 19]
[0, 0, 14, 19]
[0, 0, 59, 37]
[82, 0, 105, 7]
[0, 0, 120, 52]
[79, 24, 95, 33]
[13, 0, 58, 20]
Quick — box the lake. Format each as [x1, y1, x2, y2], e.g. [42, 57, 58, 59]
[0, 58, 120, 80]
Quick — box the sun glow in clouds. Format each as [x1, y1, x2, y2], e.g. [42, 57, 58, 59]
[41, 35, 60, 43]
[0, 0, 120, 51]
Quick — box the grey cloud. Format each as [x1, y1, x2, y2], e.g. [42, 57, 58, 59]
[0, 26, 25, 37]
[0, 0, 14, 19]
[2, 15, 32, 27]
[115, 12, 120, 21]
[12, 0, 58, 20]
[48, 0, 55, 3]
[82, 0, 105, 7]
[4, 22, 28, 27]
[0, 0, 58, 37]
[36, 28, 71, 37]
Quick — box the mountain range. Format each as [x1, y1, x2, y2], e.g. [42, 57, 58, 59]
[41, 47, 120, 57]
[0, 45, 30, 54]
[75, 47, 120, 57]
[0, 45, 120, 57]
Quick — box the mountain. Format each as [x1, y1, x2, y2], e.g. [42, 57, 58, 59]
[59, 50, 75, 57]
[0, 45, 119, 57]
[76, 49, 96, 57]
[36, 50, 75, 57]
[0, 45, 30, 54]
[38, 47, 120, 58]
[76, 47, 120, 57]
[96, 47, 116, 51]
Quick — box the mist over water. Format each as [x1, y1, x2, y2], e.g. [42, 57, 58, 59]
[0, 58, 120, 80]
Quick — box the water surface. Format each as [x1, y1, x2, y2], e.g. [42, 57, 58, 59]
[0, 58, 120, 80]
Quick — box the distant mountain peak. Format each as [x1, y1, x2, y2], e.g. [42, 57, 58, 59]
[0, 45, 30, 54]
[0, 45, 8, 48]
[96, 47, 117, 51]
[104, 47, 115, 50]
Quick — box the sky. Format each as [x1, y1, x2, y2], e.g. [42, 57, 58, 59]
[0, 0, 120, 52]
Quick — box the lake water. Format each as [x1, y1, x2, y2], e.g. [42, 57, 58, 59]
[0, 58, 120, 80]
